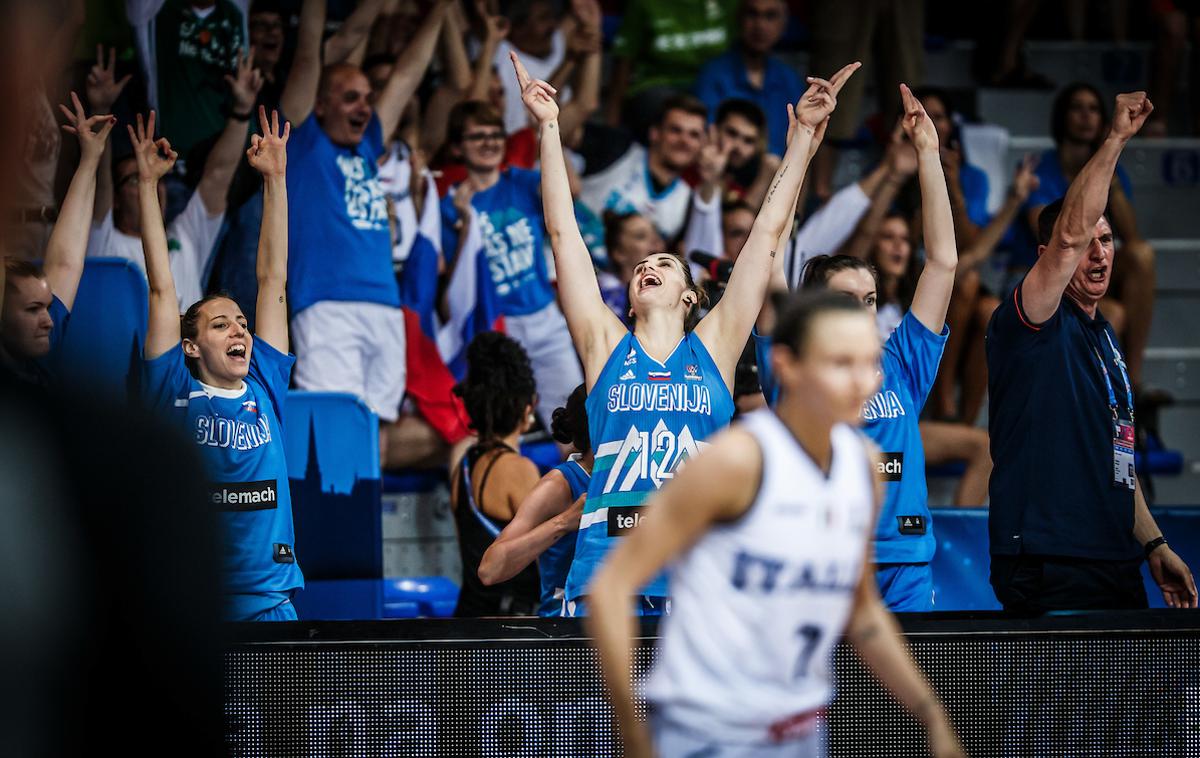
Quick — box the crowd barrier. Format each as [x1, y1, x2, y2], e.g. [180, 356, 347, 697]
[225, 611, 1200, 756]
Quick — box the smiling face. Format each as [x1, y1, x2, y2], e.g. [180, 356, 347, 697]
[1, 273, 54, 359]
[183, 297, 253, 387]
[609, 216, 665, 279]
[628, 253, 695, 321]
[871, 216, 912, 281]
[315, 66, 374, 147]
[459, 116, 506, 173]
[773, 309, 882, 426]
[649, 108, 706, 174]
[1056, 216, 1116, 310]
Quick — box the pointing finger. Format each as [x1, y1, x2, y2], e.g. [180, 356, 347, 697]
[510, 50, 531, 88]
[828, 61, 862, 94]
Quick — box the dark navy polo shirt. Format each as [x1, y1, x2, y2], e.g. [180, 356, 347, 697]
[986, 280, 1140, 561]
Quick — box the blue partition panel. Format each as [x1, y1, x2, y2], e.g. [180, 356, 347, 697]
[54, 258, 147, 395]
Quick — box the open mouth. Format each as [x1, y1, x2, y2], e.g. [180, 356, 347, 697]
[1087, 266, 1107, 283]
[226, 344, 248, 362]
[348, 116, 369, 132]
[638, 272, 662, 292]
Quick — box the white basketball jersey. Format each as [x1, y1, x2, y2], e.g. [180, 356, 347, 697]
[644, 409, 876, 744]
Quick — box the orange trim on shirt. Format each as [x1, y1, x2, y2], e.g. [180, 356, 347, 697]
[1014, 286, 1042, 332]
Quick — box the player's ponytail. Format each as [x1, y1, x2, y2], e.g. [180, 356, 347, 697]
[550, 384, 589, 454]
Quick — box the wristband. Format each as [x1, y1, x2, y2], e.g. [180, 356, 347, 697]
[227, 104, 253, 121]
[1144, 536, 1168, 559]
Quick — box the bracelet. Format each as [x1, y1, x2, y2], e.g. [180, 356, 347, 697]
[230, 108, 253, 122]
[1144, 536, 1168, 559]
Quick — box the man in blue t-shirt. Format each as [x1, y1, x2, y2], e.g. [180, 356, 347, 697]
[988, 92, 1195, 614]
[1020, 83, 1158, 389]
[1, 100, 115, 387]
[279, 3, 448, 461]
[694, 0, 804, 157]
[440, 101, 582, 428]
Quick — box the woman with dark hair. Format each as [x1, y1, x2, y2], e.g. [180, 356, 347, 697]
[449, 331, 542, 617]
[513, 50, 860, 615]
[1026, 81, 1156, 389]
[597, 211, 665, 322]
[760, 86, 978, 611]
[479, 383, 592, 616]
[138, 108, 302, 622]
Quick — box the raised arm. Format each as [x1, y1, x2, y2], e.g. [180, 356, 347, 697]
[246, 108, 290, 354]
[84, 45, 131, 225]
[957, 154, 1039, 277]
[323, 0, 388, 64]
[901, 84, 958, 334]
[513, 51, 624, 384]
[586, 428, 762, 758]
[1021, 92, 1152, 324]
[197, 49, 264, 215]
[375, 2, 451, 143]
[838, 124, 916, 261]
[279, 0, 324, 126]
[698, 63, 860, 387]
[129, 111, 183, 358]
[478, 471, 583, 586]
[45, 93, 115, 310]
[557, 0, 602, 140]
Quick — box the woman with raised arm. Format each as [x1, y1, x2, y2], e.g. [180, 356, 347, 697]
[137, 108, 303, 622]
[762, 86, 960, 612]
[512, 51, 859, 615]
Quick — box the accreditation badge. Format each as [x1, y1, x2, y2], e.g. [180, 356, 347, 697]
[1112, 416, 1136, 490]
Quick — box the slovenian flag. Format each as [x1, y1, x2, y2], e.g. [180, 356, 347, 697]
[648, 371, 671, 382]
[437, 207, 505, 379]
[398, 173, 470, 445]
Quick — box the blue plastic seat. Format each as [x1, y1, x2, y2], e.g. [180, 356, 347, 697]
[382, 576, 460, 618]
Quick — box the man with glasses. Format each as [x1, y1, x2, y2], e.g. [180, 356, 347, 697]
[440, 101, 583, 431]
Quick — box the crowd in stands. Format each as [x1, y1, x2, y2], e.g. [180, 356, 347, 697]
[1, 0, 1191, 620]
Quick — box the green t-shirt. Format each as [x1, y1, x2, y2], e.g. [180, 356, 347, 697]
[154, 0, 244, 157]
[612, 0, 736, 96]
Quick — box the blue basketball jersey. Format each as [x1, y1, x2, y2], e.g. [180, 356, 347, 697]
[537, 455, 591, 617]
[142, 339, 304, 615]
[567, 332, 734, 601]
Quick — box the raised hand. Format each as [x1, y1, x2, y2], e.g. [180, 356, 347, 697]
[793, 61, 861, 132]
[452, 180, 476, 220]
[58, 91, 116, 164]
[126, 111, 177, 181]
[884, 121, 918, 178]
[475, 0, 510, 42]
[511, 51, 559, 125]
[1008, 153, 1040, 202]
[85, 44, 131, 113]
[571, 0, 602, 32]
[225, 47, 265, 115]
[899, 83, 938, 154]
[697, 124, 731, 188]
[1109, 91, 1154, 142]
[246, 106, 290, 177]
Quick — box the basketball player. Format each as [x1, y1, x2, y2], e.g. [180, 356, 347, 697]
[511, 51, 861, 616]
[588, 292, 965, 757]
[479, 384, 593, 617]
[137, 108, 304, 621]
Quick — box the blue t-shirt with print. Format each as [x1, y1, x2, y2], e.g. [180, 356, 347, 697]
[286, 112, 399, 315]
[441, 168, 555, 317]
[141, 338, 304, 615]
[756, 311, 948, 564]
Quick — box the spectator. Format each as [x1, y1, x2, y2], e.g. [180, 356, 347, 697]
[808, 0, 923, 202]
[580, 94, 708, 244]
[694, 0, 804, 158]
[490, 0, 569, 133]
[604, 0, 736, 136]
[479, 382, 591, 617]
[691, 99, 782, 211]
[136, 106, 303, 622]
[1025, 82, 1157, 388]
[1147, 1, 1200, 137]
[126, 0, 248, 160]
[87, 50, 262, 311]
[440, 100, 583, 427]
[987, 92, 1196, 614]
[280, 2, 449, 461]
[596, 210, 665, 322]
[449, 331, 542, 617]
[2, 97, 114, 386]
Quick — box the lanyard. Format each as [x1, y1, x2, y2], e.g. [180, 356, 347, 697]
[1092, 328, 1135, 426]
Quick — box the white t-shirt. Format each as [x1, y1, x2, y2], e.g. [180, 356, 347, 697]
[492, 34, 568, 133]
[87, 190, 225, 312]
[580, 144, 693, 243]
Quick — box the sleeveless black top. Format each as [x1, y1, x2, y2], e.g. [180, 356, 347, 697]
[453, 443, 540, 617]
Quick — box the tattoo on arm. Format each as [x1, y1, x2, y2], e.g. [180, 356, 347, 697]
[765, 162, 788, 205]
[851, 623, 881, 646]
[769, 250, 776, 258]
